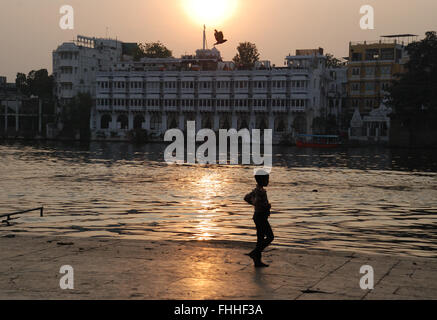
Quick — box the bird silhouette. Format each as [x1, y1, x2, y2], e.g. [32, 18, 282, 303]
[214, 30, 228, 46]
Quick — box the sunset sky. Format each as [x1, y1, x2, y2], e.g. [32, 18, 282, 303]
[0, 0, 436, 80]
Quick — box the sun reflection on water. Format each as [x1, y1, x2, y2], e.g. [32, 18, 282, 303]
[190, 171, 229, 241]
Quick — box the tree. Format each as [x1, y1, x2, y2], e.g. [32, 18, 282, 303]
[133, 41, 173, 60]
[325, 53, 345, 68]
[388, 31, 437, 117]
[27, 69, 54, 99]
[15, 73, 29, 95]
[15, 69, 54, 99]
[60, 92, 92, 140]
[233, 42, 260, 69]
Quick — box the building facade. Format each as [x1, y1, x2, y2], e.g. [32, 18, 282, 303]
[349, 101, 392, 144]
[346, 36, 412, 116]
[52, 35, 124, 106]
[92, 49, 340, 143]
[0, 76, 42, 135]
[327, 67, 348, 130]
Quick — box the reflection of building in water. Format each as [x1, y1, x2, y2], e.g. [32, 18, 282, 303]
[92, 47, 345, 143]
[349, 101, 392, 144]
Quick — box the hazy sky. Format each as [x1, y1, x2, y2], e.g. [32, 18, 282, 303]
[0, 0, 436, 80]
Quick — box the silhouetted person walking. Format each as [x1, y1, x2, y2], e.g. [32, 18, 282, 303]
[244, 170, 274, 267]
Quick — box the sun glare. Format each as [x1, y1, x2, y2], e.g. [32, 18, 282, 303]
[182, 0, 238, 26]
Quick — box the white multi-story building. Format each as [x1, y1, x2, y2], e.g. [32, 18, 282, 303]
[92, 48, 338, 143]
[52, 35, 124, 105]
[327, 67, 348, 126]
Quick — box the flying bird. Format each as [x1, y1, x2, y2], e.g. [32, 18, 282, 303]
[214, 30, 228, 46]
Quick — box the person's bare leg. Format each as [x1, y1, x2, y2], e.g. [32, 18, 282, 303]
[249, 219, 270, 267]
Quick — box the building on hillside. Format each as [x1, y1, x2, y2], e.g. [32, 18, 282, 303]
[91, 48, 341, 143]
[346, 35, 415, 116]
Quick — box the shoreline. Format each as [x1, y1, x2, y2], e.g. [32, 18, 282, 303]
[2, 137, 437, 150]
[2, 230, 436, 260]
[1, 234, 437, 300]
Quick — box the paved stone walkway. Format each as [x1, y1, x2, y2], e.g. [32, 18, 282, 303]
[1, 235, 436, 299]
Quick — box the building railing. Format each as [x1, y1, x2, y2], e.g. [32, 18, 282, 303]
[1, 207, 44, 226]
[350, 39, 399, 46]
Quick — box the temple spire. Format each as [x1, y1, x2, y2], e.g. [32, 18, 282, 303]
[203, 25, 206, 50]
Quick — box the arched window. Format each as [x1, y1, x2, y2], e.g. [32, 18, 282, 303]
[117, 115, 129, 130]
[150, 114, 162, 131]
[101, 114, 112, 129]
[238, 117, 249, 130]
[169, 116, 178, 129]
[202, 116, 213, 129]
[256, 116, 267, 130]
[275, 117, 285, 132]
[220, 115, 231, 129]
[134, 115, 144, 130]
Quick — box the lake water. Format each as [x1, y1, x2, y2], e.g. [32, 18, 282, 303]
[1, 141, 437, 258]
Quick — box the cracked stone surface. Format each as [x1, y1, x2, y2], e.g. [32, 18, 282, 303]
[1, 235, 437, 300]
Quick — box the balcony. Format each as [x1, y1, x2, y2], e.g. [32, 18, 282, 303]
[234, 87, 249, 94]
[252, 88, 268, 94]
[113, 105, 128, 111]
[113, 87, 127, 94]
[96, 105, 111, 112]
[271, 87, 286, 94]
[129, 106, 144, 112]
[181, 103, 196, 112]
[290, 87, 308, 94]
[272, 105, 287, 113]
[97, 88, 111, 95]
[216, 87, 231, 94]
[252, 105, 267, 112]
[380, 74, 392, 80]
[163, 87, 177, 94]
[198, 87, 213, 94]
[216, 105, 231, 112]
[181, 88, 195, 94]
[146, 105, 160, 112]
[146, 84, 160, 93]
[290, 106, 305, 112]
[57, 59, 78, 68]
[59, 74, 74, 82]
[198, 105, 213, 112]
[252, 80, 268, 94]
[234, 105, 249, 112]
[129, 87, 144, 94]
[59, 90, 74, 98]
[164, 105, 178, 112]
[234, 78, 249, 94]
[216, 79, 232, 94]
[181, 79, 195, 94]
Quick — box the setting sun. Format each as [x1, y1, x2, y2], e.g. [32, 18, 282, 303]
[182, 0, 238, 25]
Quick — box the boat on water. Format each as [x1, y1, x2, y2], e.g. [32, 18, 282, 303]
[295, 134, 341, 148]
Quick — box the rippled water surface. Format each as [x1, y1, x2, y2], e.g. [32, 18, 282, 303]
[1, 141, 437, 258]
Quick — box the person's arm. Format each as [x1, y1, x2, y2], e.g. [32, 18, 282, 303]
[244, 190, 256, 205]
